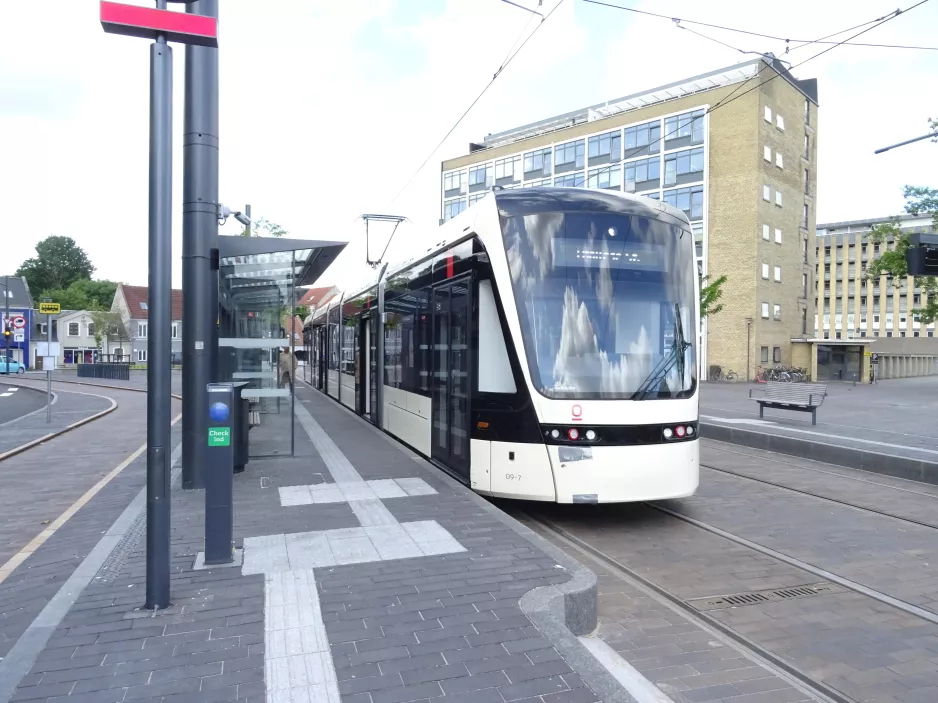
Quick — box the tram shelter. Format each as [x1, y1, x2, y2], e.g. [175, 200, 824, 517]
[216, 235, 346, 458]
[791, 337, 875, 383]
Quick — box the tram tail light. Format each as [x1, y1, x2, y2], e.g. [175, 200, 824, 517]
[567, 428, 579, 440]
[663, 423, 697, 441]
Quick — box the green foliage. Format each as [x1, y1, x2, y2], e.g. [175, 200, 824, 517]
[700, 274, 727, 318]
[41, 278, 118, 312]
[89, 310, 128, 349]
[865, 178, 938, 325]
[15, 236, 94, 294]
[241, 217, 287, 237]
[294, 305, 309, 319]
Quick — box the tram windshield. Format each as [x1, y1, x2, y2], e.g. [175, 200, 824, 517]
[502, 210, 697, 400]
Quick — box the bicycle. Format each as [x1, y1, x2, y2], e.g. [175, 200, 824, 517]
[708, 366, 739, 382]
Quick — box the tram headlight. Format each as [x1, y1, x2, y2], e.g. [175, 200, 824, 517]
[550, 429, 560, 439]
[662, 427, 673, 439]
[686, 425, 695, 436]
[585, 429, 596, 441]
[567, 428, 579, 440]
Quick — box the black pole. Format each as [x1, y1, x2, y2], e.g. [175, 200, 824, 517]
[145, 14, 173, 611]
[182, 0, 219, 488]
[3, 276, 9, 375]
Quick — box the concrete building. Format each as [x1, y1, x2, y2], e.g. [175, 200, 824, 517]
[440, 56, 818, 381]
[816, 214, 938, 379]
[110, 283, 183, 365]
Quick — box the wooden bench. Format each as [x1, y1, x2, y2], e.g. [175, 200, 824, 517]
[749, 382, 827, 425]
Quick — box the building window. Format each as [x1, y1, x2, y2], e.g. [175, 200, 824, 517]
[587, 165, 621, 190]
[804, 169, 810, 195]
[136, 349, 147, 362]
[554, 172, 585, 188]
[776, 152, 783, 169]
[87, 323, 95, 337]
[804, 134, 810, 159]
[494, 156, 521, 184]
[522, 178, 551, 188]
[587, 130, 621, 164]
[442, 199, 466, 221]
[443, 170, 465, 196]
[468, 164, 489, 190]
[776, 114, 785, 131]
[664, 109, 705, 144]
[523, 148, 552, 179]
[775, 190, 783, 207]
[774, 266, 781, 282]
[37, 322, 47, 335]
[773, 346, 782, 363]
[663, 147, 704, 186]
[763, 145, 771, 162]
[67, 322, 79, 336]
[761, 302, 770, 318]
[764, 105, 772, 123]
[662, 184, 704, 220]
[137, 322, 148, 338]
[171, 323, 179, 339]
[773, 304, 781, 320]
[762, 224, 770, 240]
[803, 203, 809, 229]
[763, 185, 771, 201]
[139, 302, 148, 311]
[803, 273, 808, 297]
[623, 156, 659, 190]
[623, 120, 661, 154]
[762, 263, 769, 279]
[760, 346, 769, 363]
[805, 99, 810, 125]
[554, 139, 585, 173]
[775, 228, 782, 244]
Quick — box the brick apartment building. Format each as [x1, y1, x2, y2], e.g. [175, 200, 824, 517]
[440, 55, 818, 380]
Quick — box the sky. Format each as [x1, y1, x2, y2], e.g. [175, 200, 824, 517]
[1, 0, 936, 292]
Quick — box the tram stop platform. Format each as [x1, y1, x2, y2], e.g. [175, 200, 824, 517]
[699, 376, 938, 484]
[0, 380, 626, 703]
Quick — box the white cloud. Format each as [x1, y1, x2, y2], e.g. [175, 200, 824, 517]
[1, 0, 935, 294]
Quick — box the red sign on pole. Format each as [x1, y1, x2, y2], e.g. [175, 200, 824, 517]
[100, 1, 218, 47]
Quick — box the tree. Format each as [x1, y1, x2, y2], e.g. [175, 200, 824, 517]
[41, 278, 118, 312]
[865, 182, 938, 325]
[15, 236, 94, 294]
[90, 310, 129, 358]
[241, 216, 286, 237]
[700, 274, 727, 318]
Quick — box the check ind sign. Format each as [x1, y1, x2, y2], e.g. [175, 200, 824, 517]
[208, 427, 231, 447]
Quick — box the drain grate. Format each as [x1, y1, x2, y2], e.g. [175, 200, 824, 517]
[688, 582, 843, 611]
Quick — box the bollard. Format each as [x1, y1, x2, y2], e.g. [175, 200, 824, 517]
[204, 383, 235, 565]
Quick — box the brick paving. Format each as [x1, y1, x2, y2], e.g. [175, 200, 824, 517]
[523, 436, 938, 703]
[3, 384, 608, 703]
[0, 381, 115, 454]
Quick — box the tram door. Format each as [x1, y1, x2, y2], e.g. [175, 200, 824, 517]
[358, 315, 373, 418]
[315, 327, 326, 391]
[369, 314, 378, 423]
[430, 280, 471, 479]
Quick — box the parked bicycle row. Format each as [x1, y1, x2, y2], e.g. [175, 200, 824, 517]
[707, 365, 811, 383]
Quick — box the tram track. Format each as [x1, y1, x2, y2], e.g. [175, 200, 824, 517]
[700, 462, 938, 533]
[516, 509, 849, 703]
[514, 485, 938, 703]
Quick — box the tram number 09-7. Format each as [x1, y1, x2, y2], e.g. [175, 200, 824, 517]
[505, 473, 522, 481]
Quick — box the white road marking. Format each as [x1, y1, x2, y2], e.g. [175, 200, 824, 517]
[579, 637, 675, 703]
[278, 478, 437, 506]
[0, 393, 12, 397]
[238, 401, 466, 703]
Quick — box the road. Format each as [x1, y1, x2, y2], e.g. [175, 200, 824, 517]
[0, 383, 46, 426]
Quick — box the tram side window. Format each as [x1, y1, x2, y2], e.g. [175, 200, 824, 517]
[384, 288, 431, 396]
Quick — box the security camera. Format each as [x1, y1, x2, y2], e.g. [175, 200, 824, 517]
[233, 211, 251, 227]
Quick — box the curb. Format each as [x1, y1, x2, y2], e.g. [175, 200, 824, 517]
[298, 380, 634, 703]
[700, 421, 938, 485]
[0, 383, 118, 462]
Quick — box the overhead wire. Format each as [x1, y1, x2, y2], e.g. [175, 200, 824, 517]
[385, 0, 563, 212]
[580, 0, 938, 50]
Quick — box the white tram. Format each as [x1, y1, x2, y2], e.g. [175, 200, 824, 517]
[306, 188, 699, 503]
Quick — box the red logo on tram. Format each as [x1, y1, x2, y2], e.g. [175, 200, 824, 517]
[571, 404, 582, 422]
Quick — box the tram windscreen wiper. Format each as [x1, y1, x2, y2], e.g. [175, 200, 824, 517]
[630, 304, 688, 401]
